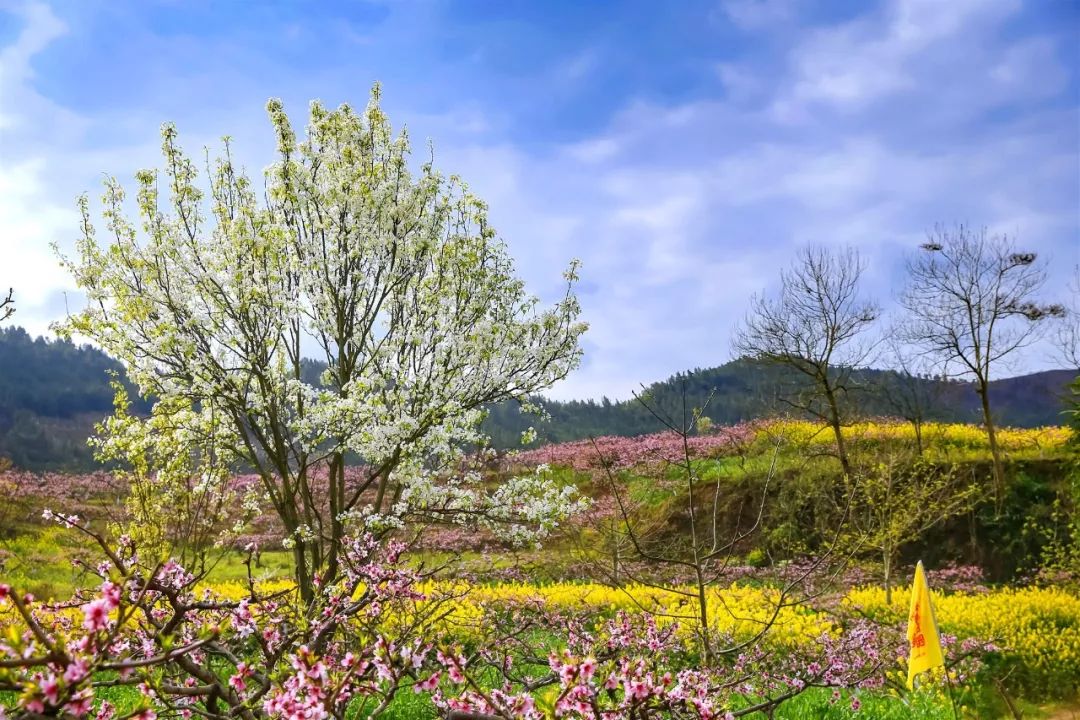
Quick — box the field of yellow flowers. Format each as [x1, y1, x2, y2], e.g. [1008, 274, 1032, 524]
[413, 580, 834, 646]
[438, 580, 1080, 698]
[759, 419, 1071, 458]
[847, 583, 1080, 693]
[207, 576, 1080, 696]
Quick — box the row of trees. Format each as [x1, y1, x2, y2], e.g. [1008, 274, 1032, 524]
[734, 231, 1074, 492]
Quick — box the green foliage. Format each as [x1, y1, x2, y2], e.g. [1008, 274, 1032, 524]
[1024, 461, 1080, 585]
[1067, 375, 1080, 436]
[744, 547, 767, 568]
[600, 443, 1074, 584]
[0, 526, 96, 600]
[846, 453, 982, 599]
[0, 327, 150, 470]
[769, 684, 1066, 720]
[772, 688, 951, 719]
[0, 525, 295, 599]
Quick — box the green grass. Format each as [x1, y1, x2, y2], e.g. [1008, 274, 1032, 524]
[0, 526, 101, 599]
[0, 653, 1069, 719]
[372, 689, 438, 720]
[3, 684, 1070, 719]
[200, 549, 294, 584]
[0, 527, 298, 599]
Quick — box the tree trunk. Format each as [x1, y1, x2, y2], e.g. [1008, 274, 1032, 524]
[824, 383, 852, 477]
[832, 418, 852, 477]
[293, 540, 314, 604]
[978, 385, 1006, 501]
[324, 453, 345, 588]
[278, 488, 316, 603]
[695, 564, 713, 664]
[612, 536, 620, 586]
[883, 548, 893, 605]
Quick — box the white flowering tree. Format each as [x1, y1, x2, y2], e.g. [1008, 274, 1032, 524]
[58, 85, 587, 600]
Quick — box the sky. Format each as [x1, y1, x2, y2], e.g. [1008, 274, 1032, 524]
[1, 0, 1078, 400]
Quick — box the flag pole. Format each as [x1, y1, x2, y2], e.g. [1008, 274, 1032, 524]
[907, 560, 957, 717]
[943, 664, 960, 720]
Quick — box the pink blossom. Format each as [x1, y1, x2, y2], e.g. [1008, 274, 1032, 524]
[64, 659, 90, 684]
[82, 598, 111, 632]
[41, 674, 60, 704]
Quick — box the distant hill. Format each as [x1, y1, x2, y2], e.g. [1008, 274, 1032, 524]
[0, 325, 1074, 471]
[480, 361, 1077, 448]
[0, 327, 151, 470]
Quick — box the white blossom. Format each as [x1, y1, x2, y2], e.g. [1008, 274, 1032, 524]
[56, 85, 587, 594]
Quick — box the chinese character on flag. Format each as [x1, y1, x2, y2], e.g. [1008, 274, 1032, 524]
[907, 560, 945, 689]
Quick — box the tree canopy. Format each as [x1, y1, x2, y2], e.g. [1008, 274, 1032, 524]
[58, 86, 587, 597]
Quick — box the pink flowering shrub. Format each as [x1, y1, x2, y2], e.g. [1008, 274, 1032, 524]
[0, 470, 125, 531]
[428, 607, 893, 720]
[0, 517, 999, 720]
[0, 458, 1003, 719]
[926, 564, 989, 594]
[0, 515, 448, 720]
[431, 600, 1003, 720]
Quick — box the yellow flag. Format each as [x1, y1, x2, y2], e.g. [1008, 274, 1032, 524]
[907, 560, 945, 689]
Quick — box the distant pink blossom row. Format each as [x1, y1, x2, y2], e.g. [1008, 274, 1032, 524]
[0, 469, 124, 503]
[506, 422, 765, 472]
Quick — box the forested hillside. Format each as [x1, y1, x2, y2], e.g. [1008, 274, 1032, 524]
[0, 325, 1074, 470]
[481, 362, 1077, 447]
[0, 327, 151, 469]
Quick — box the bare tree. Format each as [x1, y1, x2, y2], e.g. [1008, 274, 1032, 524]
[0, 288, 13, 322]
[733, 245, 879, 477]
[595, 386, 854, 666]
[899, 224, 1064, 496]
[879, 327, 941, 456]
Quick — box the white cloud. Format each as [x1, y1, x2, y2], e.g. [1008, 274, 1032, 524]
[433, 46, 1076, 398]
[0, 158, 75, 303]
[557, 47, 601, 83]
[0, 2, 81, 336]
[989, 37, 1069, 101]
[0, 0, 65, 99]
[0, 0, 1074, 402]
[563, 136, 621, 164]
[714, 63, 764, 104]
[772, 0, 1024, 120]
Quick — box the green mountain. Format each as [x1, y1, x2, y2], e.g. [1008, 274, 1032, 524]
[0, 327, 152, 470]
[0, 326, 1073, 471]
[480, 361, 1077, 448]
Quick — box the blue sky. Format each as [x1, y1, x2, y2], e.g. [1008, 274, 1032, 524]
[1, 0, 1078, 399]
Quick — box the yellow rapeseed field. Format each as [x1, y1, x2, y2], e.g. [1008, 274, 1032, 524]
[759, 419, 1071, 457]
[412, 580, 833, 647]
[846, 584, 1080, 683]
[207, 578, 1080, 678]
